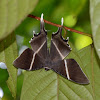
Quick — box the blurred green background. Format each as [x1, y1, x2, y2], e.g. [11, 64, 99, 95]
[15, 0, 92, 51]
[0, 0, 92, 99]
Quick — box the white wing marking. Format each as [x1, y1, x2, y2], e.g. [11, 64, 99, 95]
[29, 41, 46, 70]
[52, 41, 64, 59]
[64, 60, 70, 80]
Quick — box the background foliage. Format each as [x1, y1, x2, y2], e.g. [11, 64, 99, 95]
[0, 0, 100, 100]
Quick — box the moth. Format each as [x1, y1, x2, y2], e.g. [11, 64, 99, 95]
[13, 14, 89, 84]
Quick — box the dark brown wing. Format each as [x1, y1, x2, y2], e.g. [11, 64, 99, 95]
[50, 27, 71, 61]
[13, 48, 44, 70]
[13, 14, 47, 71]
[29, 18, 47, 60]
[13, 48, 33, 70]
[51, 59, 89, 84]
[65, 59, 89, 84]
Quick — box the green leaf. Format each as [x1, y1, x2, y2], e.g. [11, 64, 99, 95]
[0, 69, 8, 84]
[78, 46, 100, 100]
[20, 44, 100, 100]
[0, 33, 18, 99]
[0, 0, 38, 40]
[0, 97, 1, 100]
[90, 0, 100, 59]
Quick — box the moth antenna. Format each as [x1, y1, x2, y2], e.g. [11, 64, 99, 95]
[61, 17, 64, 26]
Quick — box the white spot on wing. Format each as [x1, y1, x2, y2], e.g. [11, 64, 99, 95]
[33, 31, 35, 37]
[64, 60, 70, 80]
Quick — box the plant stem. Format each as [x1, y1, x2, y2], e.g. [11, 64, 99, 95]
[28, 14, 92, 37]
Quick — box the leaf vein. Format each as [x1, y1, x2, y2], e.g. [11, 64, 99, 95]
[34, 79, 56, 100]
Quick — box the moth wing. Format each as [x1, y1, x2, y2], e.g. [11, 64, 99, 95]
[51, 59, 89, 84]
[50, 27, 71, 61]
[29, 16, 47, 60]
[65, 59, 89, 84]
[13, 48, 44, 70]
[51, 60, 67, 78]
[13, 14, 47, 70]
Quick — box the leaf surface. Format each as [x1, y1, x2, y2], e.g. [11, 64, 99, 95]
[90, 0, 100, 58]
[0, 33, 18, 98]
[0, 0, 38, 41]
